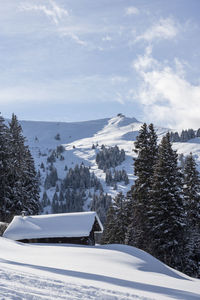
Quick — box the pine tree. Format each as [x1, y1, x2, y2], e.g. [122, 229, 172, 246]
[112, 192, 128, 244]
[23, 148, 40, 215]
[101, 192, 129, 244]
[59, 190, 64, 202]
[51, 192, 59, 213]
[42, 190, 49, 207]
[196, 128, 200, 138]
[8, 114, 40, 219]
[56, 184, 59, 193]
[7, 114, 27, 219]
[90, 192, 112, 224]
[148, 123, 158, 169]
[124, 186, 135, 245]
[0, 114, 12, 221]
[0, 113, 40, 221]
[106, 170, 112, 185]
[170, 131, 180, 142]
[100, 203, 116, 244]
[54, 133, 60, 140]
[183, 153, 200, 225]
[148, 133, 185, 270]
[180, 130, 189, 142]
[183, 153, 200, 277]
[129, 123, 158, 250]
[45, 167, 58, 189]
[188, 129, 195, 140]
[132, 122, 149, 237]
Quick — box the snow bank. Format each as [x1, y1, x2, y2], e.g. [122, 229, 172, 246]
[0, 237, 199, 299]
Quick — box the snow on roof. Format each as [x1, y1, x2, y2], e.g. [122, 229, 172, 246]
[3, 212, 103, 241]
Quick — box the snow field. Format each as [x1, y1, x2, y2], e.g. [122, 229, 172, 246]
[0, 238, 200, 299]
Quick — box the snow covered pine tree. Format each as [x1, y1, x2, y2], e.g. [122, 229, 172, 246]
[183, 153, 200, 277]
[101, 192, 129, 244]
[148, 133, 185, 271]
[127, 123, 158, 251]
[0, 114, 12, 222]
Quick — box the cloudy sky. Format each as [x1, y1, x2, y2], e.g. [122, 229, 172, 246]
[1, 0, 200, 129]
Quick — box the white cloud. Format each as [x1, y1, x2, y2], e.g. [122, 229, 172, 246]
[125, 6, 139, 16]
[133, 46, 158, 71]
[135, 18, 178, 42]
[20, 1, 90, 47]
[110, 76, 128, 84]
[58, 29, 87, 46]
[133, 49, 200, 129]
[69, 33, 87, 46]
[20, 0, 68, 24]
[18, 1, 116, 49]
[49, 0, 68, 20]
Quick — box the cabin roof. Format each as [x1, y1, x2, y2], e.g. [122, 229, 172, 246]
[3, 212, 103, 241]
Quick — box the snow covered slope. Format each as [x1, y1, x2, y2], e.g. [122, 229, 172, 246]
[0, 237, 199, 299]
[18, 114, 200, 210]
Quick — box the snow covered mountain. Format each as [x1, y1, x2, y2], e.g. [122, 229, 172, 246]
[1, 115, 200, 299]
[0, 237, 199, 299]
[19, 114, 200, 215]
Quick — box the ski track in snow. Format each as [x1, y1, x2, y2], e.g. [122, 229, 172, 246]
[0, 266, 151, 300]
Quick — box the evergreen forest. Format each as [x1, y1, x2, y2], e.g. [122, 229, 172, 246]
[0, 113, 40, 222]
[102, 123, 200, 278]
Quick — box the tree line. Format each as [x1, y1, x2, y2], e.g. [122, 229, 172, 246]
[41, 143, 128, 217]
[41, 162, 105, 214]
[96, 144, 125, 171]
[102, 123, 200, 278]
[170, 128, 200, 142]
[0, 113, 40, 222]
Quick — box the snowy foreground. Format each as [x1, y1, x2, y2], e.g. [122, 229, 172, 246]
[0, 238, 199, 300]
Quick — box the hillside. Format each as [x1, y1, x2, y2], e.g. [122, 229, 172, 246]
[0, 237, 199, 299]
[18, 114, 200, 216]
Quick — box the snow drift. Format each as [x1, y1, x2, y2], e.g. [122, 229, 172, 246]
[0, 237, 199, 299]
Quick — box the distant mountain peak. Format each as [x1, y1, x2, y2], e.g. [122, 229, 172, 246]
[107, 114, 139, 128]
[117, 113, 125, 117]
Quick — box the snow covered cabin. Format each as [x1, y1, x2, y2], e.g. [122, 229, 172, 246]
[3, 212, 103, 245]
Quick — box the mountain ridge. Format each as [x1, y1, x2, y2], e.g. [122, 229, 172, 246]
[15, 114, 200, 214]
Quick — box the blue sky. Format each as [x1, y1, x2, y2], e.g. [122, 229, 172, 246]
[1, 0, 200, 129]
